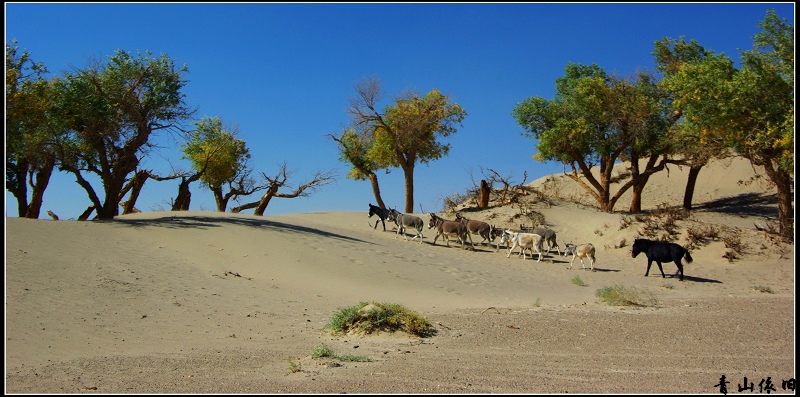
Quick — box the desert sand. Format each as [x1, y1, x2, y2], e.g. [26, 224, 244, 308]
[5, 156, 795, 394]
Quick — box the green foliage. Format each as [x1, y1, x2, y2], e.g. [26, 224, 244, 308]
[513, 62, 674, 212]
[595, 285, 659, 307]
[286, 357, 302, 373]
[571, 275, 587, 287]
[310, 344, 371, 362]
[324, 301, 436, 337]
[342, 77, 466, 212]
[51, 49, 194, 219]
[752, 285, 774, 294]
[182, 116, 250, 189]
[333, 128, 381, 181]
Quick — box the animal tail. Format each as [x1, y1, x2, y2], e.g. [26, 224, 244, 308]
[685, 251, 694, 263]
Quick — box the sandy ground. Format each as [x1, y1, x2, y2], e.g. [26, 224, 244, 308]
[5, 156, 795, 394]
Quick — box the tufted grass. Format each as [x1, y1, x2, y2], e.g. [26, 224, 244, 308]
[324, 301, 436, 337]
[595, 285, 659, 307]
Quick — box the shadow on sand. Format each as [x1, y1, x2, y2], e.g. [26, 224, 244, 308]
[108, 213, 374, 245]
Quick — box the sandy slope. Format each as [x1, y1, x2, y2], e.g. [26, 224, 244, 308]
[5, 156, 795, 394]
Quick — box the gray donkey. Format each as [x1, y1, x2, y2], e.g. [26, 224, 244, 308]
[387, 209, 425, 243]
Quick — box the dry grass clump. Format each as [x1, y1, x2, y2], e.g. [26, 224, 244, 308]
[311, 344, 371, 362]
[324, 301, 436, 338]
[685, 224, 721, 250]
[571, 275, 587, 287]
[595, 285, 659, 307]
[635, 203, 690, 242]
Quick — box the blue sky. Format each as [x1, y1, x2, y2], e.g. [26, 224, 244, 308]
[5, 2, 794, 218]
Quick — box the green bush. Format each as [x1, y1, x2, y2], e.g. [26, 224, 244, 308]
[311, 343, 371, 362]
[324, 301, 436, 337]
[595, 285, 658, 307]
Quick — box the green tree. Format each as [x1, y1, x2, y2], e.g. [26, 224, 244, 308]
[55, 49, 195, 220]
[182, 116, 256, 212]
[347, 76, 467, 213]
[661, 10, 794, 241]
[327, 128, 388, 209]
[513, 63, 673, 212]
[5, 40, 59, 218]
[654, 36, 734, 211]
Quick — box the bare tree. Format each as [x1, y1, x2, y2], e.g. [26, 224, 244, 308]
[230, 163, 337, 216]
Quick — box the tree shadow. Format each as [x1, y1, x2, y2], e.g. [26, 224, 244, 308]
[693, 192, 778, 218]
[109, 213, 374, 245]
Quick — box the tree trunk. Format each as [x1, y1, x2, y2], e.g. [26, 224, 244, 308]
[628, 178, 648, 213]
[173, 179, 192, 211]
[682, 165, 702, 211]
[10, 158, 30, 217]
[98, 176, 127, 220]
[121, 170, 149, 215]
[254, 185, 279, 216]
[367, 172, 387, 209]
[760, 160, 794, 243]
[78, 206, 96, 221]
[403, 166, 414, 214]
[478, 180, 490, 209]
[24, 157, 56, 219]
[211, 186, 229, 212]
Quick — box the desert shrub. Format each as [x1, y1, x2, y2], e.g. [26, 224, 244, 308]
[751, 286, 774, 294]
[441, 191, 471, 213]
[509, 209, 546, 229]
[634, 205, 685, 242]
[325, 301, 436, 337]
[571, 275, 587, 287]
[619, 215, 634, 230]
[287, 357, 302, 373]
[685, 224, 721, 250]
[311, 344, 371, 362]
[723, 230, 746, 253]
[595, 285, 658, 307]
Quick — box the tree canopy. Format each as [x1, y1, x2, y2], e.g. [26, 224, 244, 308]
[6, 40, 59, 219]
[343, 76, 467, 213]
[659, 9, 794, 241]
[513, 63, 674, 212]
[54, 49, 195, 219]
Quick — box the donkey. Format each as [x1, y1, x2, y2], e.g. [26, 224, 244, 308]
[631, 238, 692, 281]
[387, 209, 425, 243]
[428, 213, 473, 248]
[368, 203, 392, 231]
[563, 243, 596, 271]
[455, 213, 499, 251]
[500, 230, 544, 262]
[532, 227, 560, 255]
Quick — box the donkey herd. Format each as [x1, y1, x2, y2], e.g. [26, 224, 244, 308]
[368, 203, 692, 281]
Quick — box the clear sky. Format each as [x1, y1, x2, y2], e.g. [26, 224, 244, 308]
[5, 2, 794, 219]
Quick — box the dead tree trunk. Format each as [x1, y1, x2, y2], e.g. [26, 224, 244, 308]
[478, 180, 490, 209]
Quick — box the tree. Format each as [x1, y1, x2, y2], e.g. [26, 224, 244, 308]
[345, 77, 467, 213]
[513, 63, 673, 213]
[5, 40, 59, 219]
[230, 163, 336, 216]
[327, 128, 388, 209]
[182, 116, 256, 212]
[662, 10, 794, 241]
[54, 49, 195, 220]
[653, 36, 733, 211]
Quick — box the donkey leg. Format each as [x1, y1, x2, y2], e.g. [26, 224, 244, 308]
[645, 259, 654, 277]
[656, 261, 666, 278]
[674, 260, 684, 281]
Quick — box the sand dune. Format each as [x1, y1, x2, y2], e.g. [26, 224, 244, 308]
[5, 156, 794, 393]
